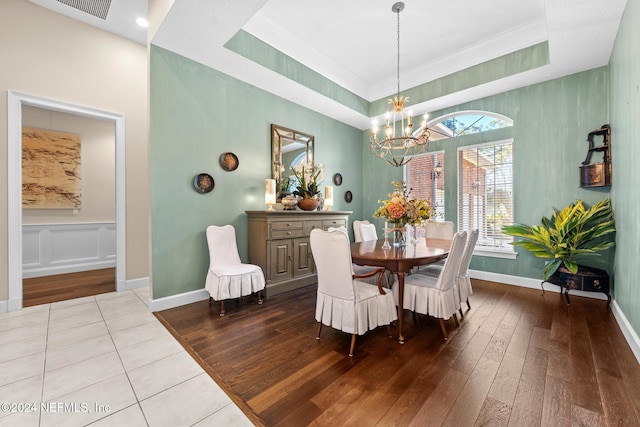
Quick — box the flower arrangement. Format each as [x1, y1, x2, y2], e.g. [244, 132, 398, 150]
[373, 181, 431, 226]
[291, 161, 324, 199]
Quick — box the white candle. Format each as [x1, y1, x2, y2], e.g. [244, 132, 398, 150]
[384, 221, 388, 231]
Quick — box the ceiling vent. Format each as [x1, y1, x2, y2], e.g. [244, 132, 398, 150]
[55, 0, 111, 20]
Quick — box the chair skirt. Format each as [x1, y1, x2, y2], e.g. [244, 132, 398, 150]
[392, 275, 460, 320]
[315, 281, 397, 335]
[457, 274, 473, 302]
[205, 264, 265, 301]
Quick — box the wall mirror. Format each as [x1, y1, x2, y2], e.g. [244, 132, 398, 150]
[271, 124, 314, 201]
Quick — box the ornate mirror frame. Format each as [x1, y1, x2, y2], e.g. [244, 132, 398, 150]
[271, 124, 314, 201]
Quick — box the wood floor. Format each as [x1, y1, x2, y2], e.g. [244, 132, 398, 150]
[155, 280, 640, 427]
[22, 268, 116, 307]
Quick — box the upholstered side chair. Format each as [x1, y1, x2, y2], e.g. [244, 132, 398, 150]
[204, 225, 265, 316]
[425, 220, 455, 240]
[416, 229, 479, 318]
[392, 231, 467, 340]
[310, 228, 397, 357]
[353, 220, 371, 243]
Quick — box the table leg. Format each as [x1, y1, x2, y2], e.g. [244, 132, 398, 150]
[397, 271, 405, 344]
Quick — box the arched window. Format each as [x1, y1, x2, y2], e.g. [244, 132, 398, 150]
[406, 111, 515, 258]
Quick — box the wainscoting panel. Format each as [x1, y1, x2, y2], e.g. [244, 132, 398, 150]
[23, 222, 116, 278]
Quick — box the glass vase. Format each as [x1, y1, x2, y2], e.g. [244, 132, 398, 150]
[393, 226, 407, 248]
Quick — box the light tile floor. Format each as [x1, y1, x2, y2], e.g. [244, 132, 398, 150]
[0, 288, 254, 427]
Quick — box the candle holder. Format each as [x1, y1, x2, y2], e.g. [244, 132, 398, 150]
[382, 225, 391, 250]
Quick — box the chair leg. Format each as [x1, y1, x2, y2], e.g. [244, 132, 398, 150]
[466, 299, 471, 310]
[316, 322, 322, 340]
[349, 334, 357, 357]
[453, 313, 459, 327]
[438, 318, 449, 340]
[219, 300, 225, 317]
[387, 324, 393, 338]
[459, 308, 465, 319]
[257, 291, 263, 305]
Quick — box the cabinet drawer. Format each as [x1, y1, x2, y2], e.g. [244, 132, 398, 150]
[304, 220, 323, 235]
[270, 221, 303, 231]
[271, 228, 304, 239]
[323, 219, 346, 230]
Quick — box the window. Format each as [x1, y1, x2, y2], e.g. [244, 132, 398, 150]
[406, 151, 445, 220]
[458, 139, 514, 255]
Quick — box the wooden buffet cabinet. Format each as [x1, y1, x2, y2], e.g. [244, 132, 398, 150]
[246, 210, 352, 296]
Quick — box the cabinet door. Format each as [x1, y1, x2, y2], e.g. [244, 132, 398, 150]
[293, 237, 313, 276]
[269, 240, 293, 282]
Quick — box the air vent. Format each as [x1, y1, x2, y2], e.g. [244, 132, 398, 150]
[55, 0, 111, 20]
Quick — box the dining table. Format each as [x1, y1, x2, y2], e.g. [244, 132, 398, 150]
[350, 237, 452, 344]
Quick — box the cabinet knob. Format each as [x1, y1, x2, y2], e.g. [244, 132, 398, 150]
[288, 255, 293, 261]
[287, 231, 292, 235]
[286, 223, 292, 227]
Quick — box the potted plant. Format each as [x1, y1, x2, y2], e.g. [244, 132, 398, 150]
[291, 161, 324, 211]
[502, 198, 615, 281]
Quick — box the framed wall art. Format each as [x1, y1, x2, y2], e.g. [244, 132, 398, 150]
[333, 173, 343, 186]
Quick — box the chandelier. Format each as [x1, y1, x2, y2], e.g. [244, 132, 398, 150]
[370, 2, 430, 167]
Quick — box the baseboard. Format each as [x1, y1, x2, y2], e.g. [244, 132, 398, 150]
[125, 276, 149, 291]
[23, 261, 116, 279]
[147, 289, 209, 312]
[0, 297, 23, 313]
[470, 269, 639, 364]
[610, 300, 640, 364]
[469, 269, 608, 300]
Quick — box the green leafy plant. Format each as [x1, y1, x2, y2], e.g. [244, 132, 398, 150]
[502, 199, 615, 280]
[291, 161, 323, 199]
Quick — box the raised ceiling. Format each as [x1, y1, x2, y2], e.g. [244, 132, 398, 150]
[30, 0, 628, 130]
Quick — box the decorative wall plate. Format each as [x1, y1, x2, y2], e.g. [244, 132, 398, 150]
[219, 152, 239, 171]
[345, 190, 353, 203]
[194, 173, 215, 193]
[333, 173, 343, 186]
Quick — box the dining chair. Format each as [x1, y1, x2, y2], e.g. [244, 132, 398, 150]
[353, 220, 371, 243]
[310, 228, 397, 357]
[392, 231, 467, 340]
[204, 225, 265, 316]
[328, 226, 381, 283]
[417, 229, 479, 318]
[360, 223, 378, 242]
[349, 223, 393, 288]
[425, 220, 455, 240]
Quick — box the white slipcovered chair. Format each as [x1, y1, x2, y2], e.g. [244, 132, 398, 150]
[353, 220, 371, 243]
[416, 229, 479, 318]
[310, 228, 397, 357]
[204, 225, 265, 316]
[359, 223, 379, 242]
[392, 231, 467, 340]
[425, 220, 455, 240]
[328, 226, 380, 282]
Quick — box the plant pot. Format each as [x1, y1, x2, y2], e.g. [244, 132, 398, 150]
[297, 197, 320, 211]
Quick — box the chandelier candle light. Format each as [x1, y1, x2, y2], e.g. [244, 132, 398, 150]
[370, 2, 430, 167]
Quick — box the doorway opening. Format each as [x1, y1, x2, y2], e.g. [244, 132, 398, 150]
[7, 91, 126, 311]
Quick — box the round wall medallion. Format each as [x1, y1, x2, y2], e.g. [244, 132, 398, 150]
[333, 173, 343, 186]
[194, 173, 214, 193]
[219, 152, 239, 171]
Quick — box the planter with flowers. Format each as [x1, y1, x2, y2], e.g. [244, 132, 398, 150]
[291, 161, 324, 211]
[373, 181, 431, 247]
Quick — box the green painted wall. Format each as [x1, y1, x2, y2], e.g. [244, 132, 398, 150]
[610, 0, 640, 334]
[150, 46, 364, 299]
[363, 67, 611, 280]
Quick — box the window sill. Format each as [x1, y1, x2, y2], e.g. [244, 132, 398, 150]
[474, 248, 517, 260]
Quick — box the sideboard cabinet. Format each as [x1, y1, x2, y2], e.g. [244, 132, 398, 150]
[246, 211, 351, 296]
